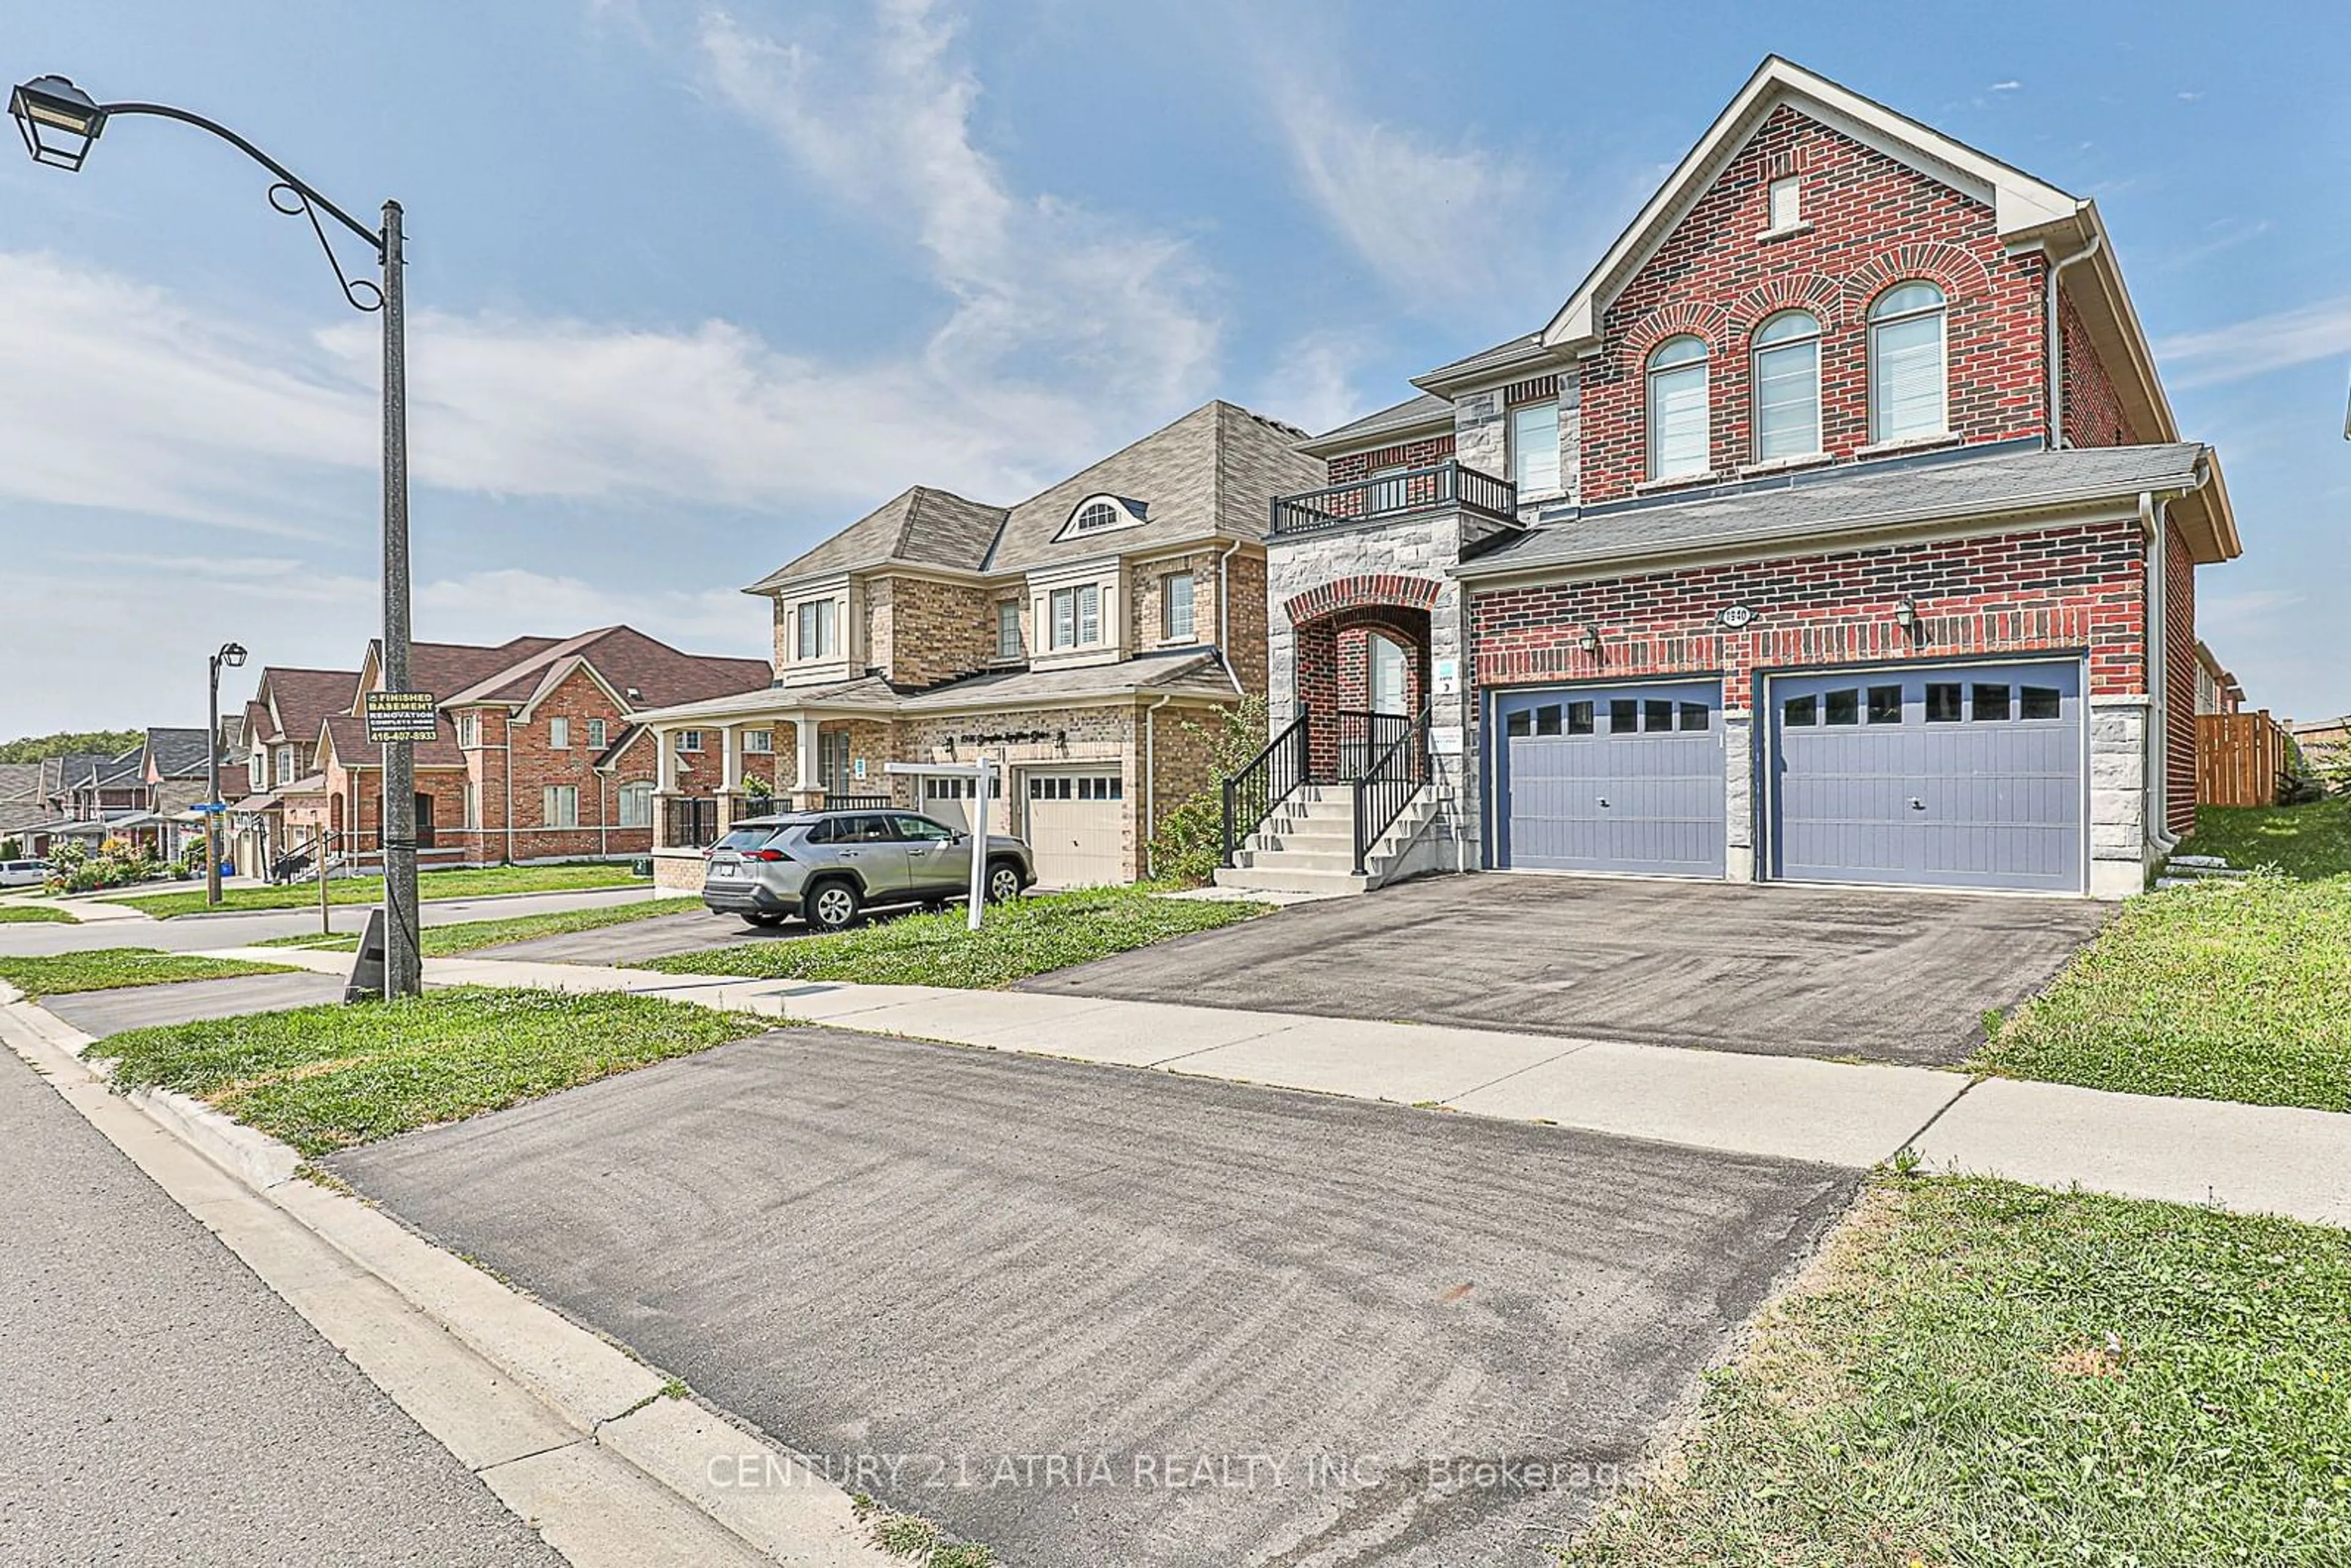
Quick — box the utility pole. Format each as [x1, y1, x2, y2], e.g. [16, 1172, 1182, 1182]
[378, 201, 420, 999]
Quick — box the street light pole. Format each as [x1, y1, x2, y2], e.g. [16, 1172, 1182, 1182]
[10, 75, 421, 997]
[204, 642, 247, 907]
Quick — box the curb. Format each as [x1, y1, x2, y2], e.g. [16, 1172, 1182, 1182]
[0, 994, 893, 1568]
[123, 880, 662, 923]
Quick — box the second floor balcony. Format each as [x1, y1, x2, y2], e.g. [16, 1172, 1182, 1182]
[1270, 460, 1516, 541]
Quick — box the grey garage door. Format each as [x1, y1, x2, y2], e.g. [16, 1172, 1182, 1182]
[1768, 660, 2083, 893]
[1493, 680, 1725, 877]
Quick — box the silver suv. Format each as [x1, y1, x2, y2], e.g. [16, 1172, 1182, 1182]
[700, 810, 1037, 931]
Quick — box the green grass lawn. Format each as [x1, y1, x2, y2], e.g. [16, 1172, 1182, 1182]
[2181, 795, 2351, 880]
[257, 896, 707, 957]
[0, 948, 296, 999]
[103, 863, 647, 919]
[632, 886, 1270, 989]
[1557, 1175, 2351, 1567]
[0, 903, 76, 923]
[1974, 871, 2351, 1111]
[96, 987, 771, 1155]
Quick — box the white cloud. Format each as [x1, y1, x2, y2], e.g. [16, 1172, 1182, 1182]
[416, 568, 766, 658]
[1269, 76, 1535, 306]
[1248, 329, 1374, 438]
[697, 0, 1220, 418]
[1988, 80, 2023, 92]
[2155, 294, 2351, 388]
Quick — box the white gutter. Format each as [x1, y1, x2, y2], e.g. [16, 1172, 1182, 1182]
[2047, 231, 2104, 449]
[1215, 536, 1247, 694]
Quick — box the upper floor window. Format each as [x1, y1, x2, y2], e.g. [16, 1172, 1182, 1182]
[743, 729, 773, 754]
[455, 713, 479, 749]
[1646, 335, 1710, 480]
[549, 716, 571, 749]
[1766, 176, 1801, 231]
[1510, 401, 1561, 494]
[996, 600, 1022, 660]
[1057, 493, 1147, 540]
[794, 599, 838, 661]
[1163, 572, 1196, 641]
[276, 743, 296, 779]
[1049, 584, 1101, 650]
[1869, 282, 1948, 443]
[586, 718, 607, 751]
[1750, 310, 1822, 461]
[676, 729, 703, 754]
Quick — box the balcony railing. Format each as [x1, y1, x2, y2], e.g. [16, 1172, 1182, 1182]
[664, 796, 722, 850]
[1270, 460, 1516, 539]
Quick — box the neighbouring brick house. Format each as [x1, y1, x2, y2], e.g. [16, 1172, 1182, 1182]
[633, 400, 1314, 889]
[1234, 57, 2240, 899]
[12, 730, 217, 859]
[234, 630, 768, 872]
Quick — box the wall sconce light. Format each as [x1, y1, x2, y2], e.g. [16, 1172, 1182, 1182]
[1578, 626, 1603, 658]
[1893, 596, 1919, 636]
[1054, 729, 1069, 755]
[945, 737, 958, 760]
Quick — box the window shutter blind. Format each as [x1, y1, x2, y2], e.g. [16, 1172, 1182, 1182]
[1752, 340, 1818, 459]
[1651, 362, 1709, 478]
[1872, 315, 1946, 440]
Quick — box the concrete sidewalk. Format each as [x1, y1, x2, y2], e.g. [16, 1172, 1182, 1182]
[217, 945, 2351, 1228]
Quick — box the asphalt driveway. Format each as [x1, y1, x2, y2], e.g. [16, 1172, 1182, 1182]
[330, 1029, 1855, 1568]
[1019, 875, 2112, 1067]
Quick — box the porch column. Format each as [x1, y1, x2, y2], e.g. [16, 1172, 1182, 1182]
[716, 725, 741, 830]
[790, 714, 825, 811]
[652, 727, 678, 849]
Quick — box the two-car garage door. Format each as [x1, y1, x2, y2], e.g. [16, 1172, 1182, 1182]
[1490, 659, 2085, 893]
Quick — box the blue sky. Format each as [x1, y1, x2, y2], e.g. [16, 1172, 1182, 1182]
[2, 0, 2345, 735]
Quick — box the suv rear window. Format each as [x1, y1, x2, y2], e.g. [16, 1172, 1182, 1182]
[714, 827, 780, 853]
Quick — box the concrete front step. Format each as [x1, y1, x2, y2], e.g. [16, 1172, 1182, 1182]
[1212, 865, 1374, 895]
[1233, 847, 1367, 875]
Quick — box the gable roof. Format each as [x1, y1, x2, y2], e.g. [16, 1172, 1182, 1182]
[1456, 441, 2222, 582]
[253, 667, 361, 747]
[141, 727, 214, 780]
[440, 625, 773, 714]
[746, 486, 1008, 593]
[984, 401, 1319, 572]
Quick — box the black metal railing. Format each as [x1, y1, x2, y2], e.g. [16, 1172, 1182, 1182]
[1352, 703, 1432, 876]
[728, 792, 778, 822]
[1269, 460, 1516, 539]
[1221, 709, 1311, 867]
[1333, 709, 1422, 782]
[826, 794, 895, 811]
[664, 796, 721, 850]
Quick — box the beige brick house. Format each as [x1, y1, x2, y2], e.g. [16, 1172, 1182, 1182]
[636, 400, 1315, 889]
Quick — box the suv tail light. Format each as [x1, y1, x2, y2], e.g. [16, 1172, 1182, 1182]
[746, 847, 790, 863]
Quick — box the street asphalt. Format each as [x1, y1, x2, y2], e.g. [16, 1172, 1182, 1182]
[0, 883, 666, 959]
[1018, 874, 2113, 1065]
[330, 1027, 1858, 1568]
[0, 1046, 562, 1566]
[42, 970, 351, 1036]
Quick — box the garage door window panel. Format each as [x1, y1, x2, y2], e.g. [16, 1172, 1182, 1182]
[1784, 694, 1818, 727]
[1610, 699, 1639, 733]
[1534, 704, 1562, 737]
[2021, 686, 2062, 721]
[1569, 701, 1595, 735]
[1925, 683, 1964, 722]
[1973, 684, 2012, 721]
[1867, 686, 1903, 724]
[1824, 689, 1860, 726]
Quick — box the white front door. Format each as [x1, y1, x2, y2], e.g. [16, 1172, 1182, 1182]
[1369, 634, 1408, 716]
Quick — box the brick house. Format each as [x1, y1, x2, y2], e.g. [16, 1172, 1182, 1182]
[11, 730, 216, 858]
[633, 400, 1314, 890]
[1235, 58, 2240, 899]
[237, 629, 768, 872]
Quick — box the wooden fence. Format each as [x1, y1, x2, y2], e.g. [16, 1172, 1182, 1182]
[2196, 711, 2289, 808]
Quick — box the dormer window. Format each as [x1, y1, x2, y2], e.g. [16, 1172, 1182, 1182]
[1059, 494, 1147, 539]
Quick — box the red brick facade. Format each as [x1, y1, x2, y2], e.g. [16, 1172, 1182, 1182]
[1471, 520, 2147, 710]
[1579, 103, 2048, 504]
[1327, 433, 1455, 487]
[2059, 287, 2136, 449]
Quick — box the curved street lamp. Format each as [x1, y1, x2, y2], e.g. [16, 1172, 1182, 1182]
[13, 73, 421, 997]
[206, 640, 248, 909]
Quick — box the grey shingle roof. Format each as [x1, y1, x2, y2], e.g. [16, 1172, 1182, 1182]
[983, 402, 1319, 572]
[1458, 442, 2210, 579]
[1413, 332, 1553, 391]
[142, 727, 215, 779]
[1297, 393, 1455, 457]
[747, 486, 1007, 591]
[894, 650, 1236, 712]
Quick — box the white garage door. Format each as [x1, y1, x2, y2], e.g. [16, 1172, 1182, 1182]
[1024, 770, 1127, 887]
[913, 772, 1003, 835]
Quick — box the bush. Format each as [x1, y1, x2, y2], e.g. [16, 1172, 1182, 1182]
[1146, 697, 1267, 886]
[0, 836, 20, 859]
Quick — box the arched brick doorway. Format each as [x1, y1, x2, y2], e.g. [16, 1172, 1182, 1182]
[1284, 575, 1441, 780]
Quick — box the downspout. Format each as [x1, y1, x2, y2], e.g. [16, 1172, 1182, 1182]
[2046, 231, 2104, 449]
[498, 722, 515, 866]
[1214, 536, 1247, 694]
[1143, 692, 1175, 880]
[2140, 489, 2180, 856]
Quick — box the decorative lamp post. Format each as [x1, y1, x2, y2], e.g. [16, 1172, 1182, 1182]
[13, 74, 421, 997]
[206, 640, 247, 907]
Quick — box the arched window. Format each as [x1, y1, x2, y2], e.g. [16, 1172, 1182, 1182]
[1750, 310, 1821, 460]
[1646, 335, 1710, 480]
[1868, 282, 1948, 443]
